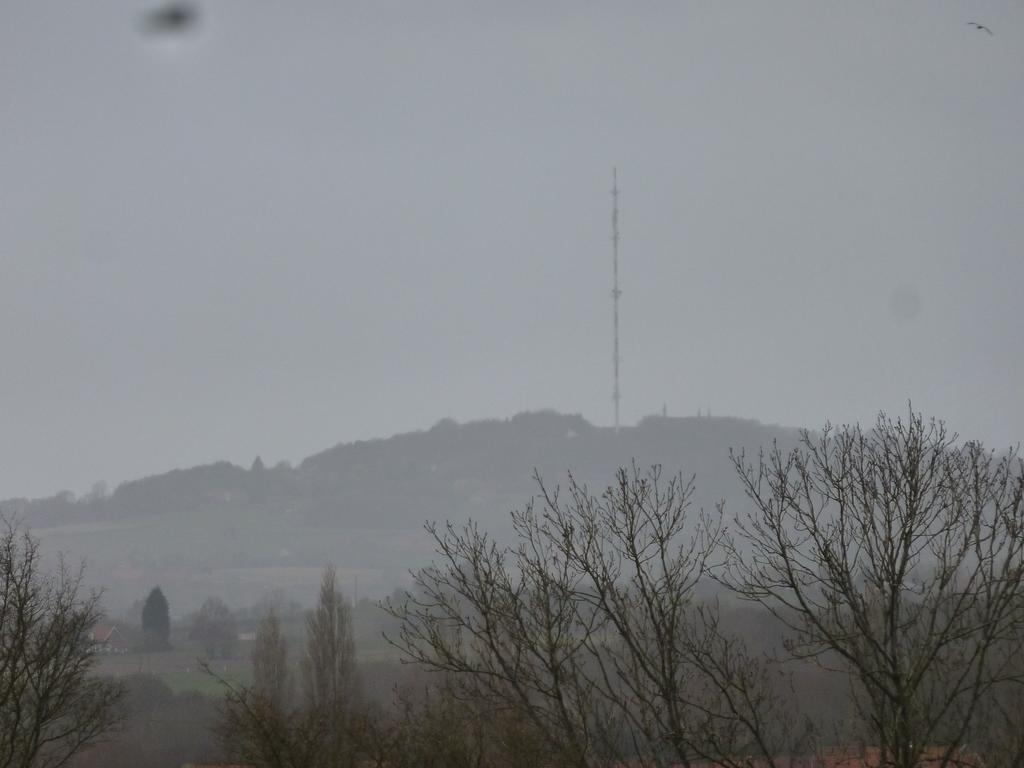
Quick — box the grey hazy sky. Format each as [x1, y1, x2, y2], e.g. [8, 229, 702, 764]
[1, 1, 1022, 499]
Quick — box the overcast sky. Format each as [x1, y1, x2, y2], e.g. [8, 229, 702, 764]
[1, 1, 1022, 498]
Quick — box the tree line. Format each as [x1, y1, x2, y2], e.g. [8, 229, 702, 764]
[380, 411, 1024, 768]
[3, 410, 1023, 768]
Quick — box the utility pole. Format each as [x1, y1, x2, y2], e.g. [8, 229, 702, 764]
[611, 167, 622, 434]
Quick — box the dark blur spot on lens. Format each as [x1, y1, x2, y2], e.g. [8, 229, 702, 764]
[144, 3, 199, 35]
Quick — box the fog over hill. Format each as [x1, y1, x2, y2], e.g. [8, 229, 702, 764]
[5, 411, 800, 615]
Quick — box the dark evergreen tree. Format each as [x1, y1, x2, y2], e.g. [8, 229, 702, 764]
[141, 586, 171, 651]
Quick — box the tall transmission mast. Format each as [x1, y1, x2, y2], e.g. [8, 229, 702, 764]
[611, 167, 622, 434]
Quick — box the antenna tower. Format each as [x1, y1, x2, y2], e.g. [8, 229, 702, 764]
[611, 167, 621, 434]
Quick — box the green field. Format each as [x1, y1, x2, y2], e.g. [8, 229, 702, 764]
[93, 647, 251, 693]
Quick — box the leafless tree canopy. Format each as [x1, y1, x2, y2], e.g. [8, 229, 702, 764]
[357, 680, 550, 768]
[0, 520, 122, 768]
[384, 413, 1024, 768]
[722, 411, 1024, 768]
[385, 465, 802, 768]
[301, 565, 358, 720]
[252, 609, 291, 712]
[188, 596, 238, 659]
[210, 564, 359, 768]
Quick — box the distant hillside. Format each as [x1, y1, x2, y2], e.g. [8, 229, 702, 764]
[5, 411, 802, 615]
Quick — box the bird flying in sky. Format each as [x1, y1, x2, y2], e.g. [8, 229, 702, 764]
[966, 21, 994, 36]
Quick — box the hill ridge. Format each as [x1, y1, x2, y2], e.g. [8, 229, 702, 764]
[7, 410, 802, 613]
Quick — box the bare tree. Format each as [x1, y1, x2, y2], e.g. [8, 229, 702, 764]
[536, 466, 804, 768]
[211, 668, 328, 768]
[0, 519, 123, 768]
[301, 565, 358, 767]
[384, 514, 603, 768]
[972, 651, 1024, 768]
[210, 609, 326, 768]
[211, 565, 359, 768]
[385, 466, 800, 768]
[252, 609, 291, 712]
[722, 411, 1024, 768]
[356, 680, 550, 768]
[189, 596, 238, 659]
[302, 566, 358, 717]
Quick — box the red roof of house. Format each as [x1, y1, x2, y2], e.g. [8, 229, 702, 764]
[89, 623, 127, 645]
